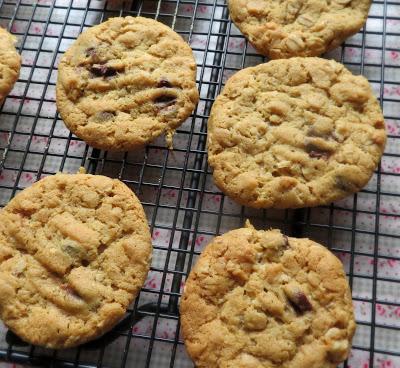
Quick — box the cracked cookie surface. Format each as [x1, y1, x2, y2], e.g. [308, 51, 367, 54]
[0, 27, 21, 103]
[228, 0, 371, 58]
[180, 225, 356, 368]
[208, 57, 386, 208]
[56, 16, 199, 151]
[0, 173, 152, 348]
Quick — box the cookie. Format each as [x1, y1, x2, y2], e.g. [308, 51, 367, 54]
[180, 224, 356, 368]
[208, 57, 386, 208]
[228, 0, 371, 58]
[56, 16, 199, 151]
[0, 173, 152, 348]
[0, 27, 21, 103]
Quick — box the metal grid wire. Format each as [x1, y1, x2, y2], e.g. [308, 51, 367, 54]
[0, 0, 399, 366]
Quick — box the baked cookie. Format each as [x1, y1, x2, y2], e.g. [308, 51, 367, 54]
[0, 27, 21, 103]
[228, 0, 371, 58]
[0, 173, 152, 348]
[208, 57, 386, 208]
[180, 225, 356, 368]
[56, 16, 199, 151]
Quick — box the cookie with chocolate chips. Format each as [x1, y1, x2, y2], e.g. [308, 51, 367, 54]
[56, 16, 199, 151]
[228, 0, 371, 58]
[208, 57, 386, 208]
[180, 224, 356, 368]
[0, 27, 21, 103]
[0, 173, 152, 348]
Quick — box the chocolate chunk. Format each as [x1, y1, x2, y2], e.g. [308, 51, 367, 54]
[278, 235, 290, 257]
[283, 235, 290, 249]
[97, 244, 107, 255]
[309, 150, 330, 159]
[305, 143, 331, 160]
[284, 284, 313, 313]
[335, 176, 358, 192]
[154, 94, 177, 115]
[154, 95, 177, 106]
[288, 291, 313, 313]
[81, 259, 89, 267]
[95, 111, 115, 123]
[158, 79, 173, 88]
[90, 64, 117, 77]
[85, 47, 96, 57]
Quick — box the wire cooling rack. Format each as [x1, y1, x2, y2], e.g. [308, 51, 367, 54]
[1, 0, 400, 367]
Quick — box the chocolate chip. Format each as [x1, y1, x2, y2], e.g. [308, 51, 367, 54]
[158, 79, 173, 88]
[85, 47, 96, 57]
[95, 111, 115, 123]
[284, 284, 313, 313]
[81, 259, 89, 267]
[155, 95, 176, 104]
[90, 64, 117, 77]
[335, 176, 358, 192]
[309, 150, 330, 159]
[305, 143, 331, 160]
[288, 291, 313, 313]
[154, 95, 177, 106]
[283, 235, 290, 249]
[278, 235, 290, 257]
[98, 244, 107, 255]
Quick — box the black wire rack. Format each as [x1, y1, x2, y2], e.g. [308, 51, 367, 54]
[0, 0, 400, 367]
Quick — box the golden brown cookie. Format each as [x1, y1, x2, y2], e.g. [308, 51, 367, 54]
[180, 225, 356, 368]
[56, 16, 199, 151]
[0, 173, 152, 348]
[0, 27, 21, 103]
[208, 57, 386, 209]
[228, 0, 371, 58]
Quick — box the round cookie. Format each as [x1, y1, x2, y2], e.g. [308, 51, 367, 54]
[0, 173, 152, 348]
[208, 57, 386, 209]
[56, 16, 199, 151]
[180, 225, 356, 368]
[0, 27, 21, 103]
[228, 0, 371, 58]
